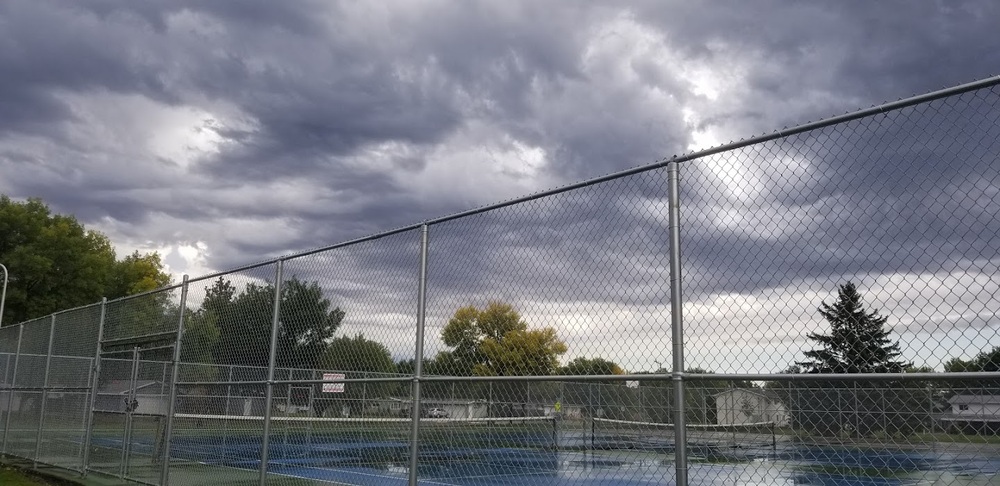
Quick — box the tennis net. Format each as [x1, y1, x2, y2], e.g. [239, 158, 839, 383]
[591, 417, 777, 451]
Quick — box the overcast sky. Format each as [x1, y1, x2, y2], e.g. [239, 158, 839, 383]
[2, 1, 999, 374]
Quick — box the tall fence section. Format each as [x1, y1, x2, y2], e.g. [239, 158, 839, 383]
[2, 76, 1000, 485]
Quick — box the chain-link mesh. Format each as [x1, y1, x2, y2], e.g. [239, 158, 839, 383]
[0, 323, 21, 455]
[38, 305, 101, 471]
[5, 316, 51, 460]
[171, 263, 276, 483]
[678, 84, 1000, 484]
[414, 160, 675, 483]
[1, 78, 999, 485]
[263, 231, 420, 484]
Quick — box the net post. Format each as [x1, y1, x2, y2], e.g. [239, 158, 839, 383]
[1, 324, 22, 454]
[223, 365, 233, 461]
[282, 368, 292, 454]
[306, 370, 315, 448]
[408, 224, 430, 486]
[667, 159, 687, 486]
[81, 298, 106, 475]
[259, 260, 285, 486]
[589, 383, 594, 453]
[160, 275, 189, 486]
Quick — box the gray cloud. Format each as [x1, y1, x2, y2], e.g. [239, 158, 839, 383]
[1, 0, 999, 372]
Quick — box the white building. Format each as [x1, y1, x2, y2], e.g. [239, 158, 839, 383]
[714, 388, 789, 426]
[378, 398, 489, 419]
[941, 394, 1000, 433]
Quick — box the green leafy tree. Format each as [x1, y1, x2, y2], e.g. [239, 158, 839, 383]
[478, 327, 567, 377]
[946, 346, 1000, 373]
[0, 195, 171, 325]
[209, 276, 344, 372]
[637, 367, 750, 424]
[179, 308, 221, 381]
[106, 251, 172, 298]
[438, 302, 567, 416]
[439, 301, 566, 377]
[316, 334, 396, 417]
[560, 358, 631, 419]
[1, 196, 114, 324]
[945, 346, 1000, 398]
[561, 357, 624, 376]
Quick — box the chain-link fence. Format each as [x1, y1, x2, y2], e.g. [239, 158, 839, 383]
[2, 75, 1000, 485]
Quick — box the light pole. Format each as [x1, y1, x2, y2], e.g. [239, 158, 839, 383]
[0, 263, 7, 328]
[654, 359, 663, 372]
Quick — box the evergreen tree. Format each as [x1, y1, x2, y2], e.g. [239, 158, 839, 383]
[788, 282, 922, 438]
[797, 282, 909, 374]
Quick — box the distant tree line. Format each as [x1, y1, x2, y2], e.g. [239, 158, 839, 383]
[6, 196, 993, 434]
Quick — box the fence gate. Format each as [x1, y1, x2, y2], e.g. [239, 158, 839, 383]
[86, 334, 175, 485]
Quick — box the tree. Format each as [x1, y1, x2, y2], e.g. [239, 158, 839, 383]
[788, 282, 917, 437]
[106, 251, 173, 298]
[209, 276, 344, 372]
[478, 327, 567, 377]
[276, 278, 345, 370]
[946, 346, 1000, 373]
[438, 302, 567, 417]
[0, 195, 171, 325]
[560, 357, 624, 376]
[560, 357, 631, 420]
[317, 334, 396, 417]
[797, 282, 909, 374]
[438, 301, 566, 377]
[945, 346, 1000, 396]
[637, 367, 750, 424]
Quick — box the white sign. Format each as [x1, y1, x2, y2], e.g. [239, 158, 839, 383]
[322, 373, 345, 393]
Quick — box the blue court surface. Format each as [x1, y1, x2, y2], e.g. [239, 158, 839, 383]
[89, 432, 1000, 485]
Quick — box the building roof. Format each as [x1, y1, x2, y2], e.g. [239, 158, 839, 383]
[948, 394, 1000, 405]
[713, 387, 781, 402]
[388, 397, 485, 405]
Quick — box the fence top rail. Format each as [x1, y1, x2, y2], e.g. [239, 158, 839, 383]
[104, 282, 185, 305]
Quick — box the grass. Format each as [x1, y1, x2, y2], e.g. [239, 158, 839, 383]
[0, 465, 63, 485]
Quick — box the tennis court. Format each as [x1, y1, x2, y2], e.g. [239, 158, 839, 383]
[78, 414, 1000, 485]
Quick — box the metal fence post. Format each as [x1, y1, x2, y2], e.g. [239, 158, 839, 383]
[667, 160, 687, 486]
[34, 314, 57, 463]
[408, 224, 430, 486]
[82, 298, 106, 474]
[161, 275, 189, 485]
[2, 324, 24, 452]
[259, 260, 285, 486]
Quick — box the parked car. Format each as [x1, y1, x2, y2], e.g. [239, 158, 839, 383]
[427, 407, 449, 418]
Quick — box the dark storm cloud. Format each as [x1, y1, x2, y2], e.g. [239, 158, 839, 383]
[1, 0, 999, 369]
[627, 0, 1000, 139]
